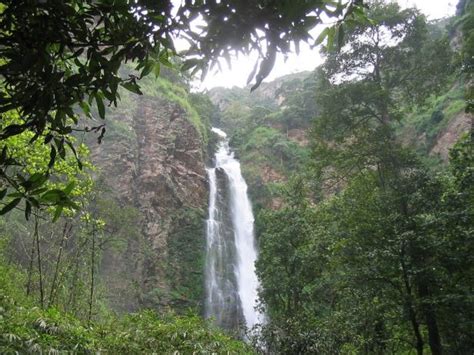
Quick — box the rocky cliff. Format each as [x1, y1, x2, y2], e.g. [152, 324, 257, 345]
[89, 82, 209, 313]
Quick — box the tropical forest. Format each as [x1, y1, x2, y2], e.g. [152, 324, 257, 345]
[0, 0, 472, 354]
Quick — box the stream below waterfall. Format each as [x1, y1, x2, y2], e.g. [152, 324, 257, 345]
[205, 127, 263, 332]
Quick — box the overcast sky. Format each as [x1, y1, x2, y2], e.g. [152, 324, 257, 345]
[192, 0, 457, 90]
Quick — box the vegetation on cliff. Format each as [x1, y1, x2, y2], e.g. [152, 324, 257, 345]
[0, 18, 232, 351]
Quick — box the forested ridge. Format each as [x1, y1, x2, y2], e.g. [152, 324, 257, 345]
[0, 0, 472, 354]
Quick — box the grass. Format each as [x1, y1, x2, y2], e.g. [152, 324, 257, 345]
[399, 82, 466, 152]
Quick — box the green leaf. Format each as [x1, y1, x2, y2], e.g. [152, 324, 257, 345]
[21, 173, 48, 191]
[95, 94, 105, 119]
[337, 24, 345, 49]
[153, 62, 161, 77]
[48, 146, 57, 169]
[79, 101, 91, 118]
[314, 27, 329, 47]
[0, 189, 7, 200]
[140, 60, 154, 78]
[52, 206, 64, 223]
[65, 140, 83, 170]
[29, 188, 48, 196]
[2, 124, 25, 138]
[102, 89, 115, 102]
[55, 138, 66, 160]
[28, 197, 39, 208]
[25, 200, 32, 220]
[246, 60, 259, 85]
[40, 189, 65, 204]
[63, 182, 75, 195]
[182, 59, 200, 72]
[304, 15, 319, 29]
[7, 192, 23, 198]
[0, 146, 7, 163]
[0, 198, 22, 215]
[159, 54, 173, 68]
[121, 82, 143, 95]
[326, 26, 336, 51]
[44, 134, 54, 144]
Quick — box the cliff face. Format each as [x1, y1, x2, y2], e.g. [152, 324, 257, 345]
[90, 93, 208, 313]
[430, 111, 473, 161]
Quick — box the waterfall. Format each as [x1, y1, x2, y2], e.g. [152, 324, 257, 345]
[205, 127, 263, 331]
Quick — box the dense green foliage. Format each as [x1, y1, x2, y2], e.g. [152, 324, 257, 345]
[456, 0, 474, 111]
[256, 137, 473, 354]
[0, 65, 245, 346]
[167, 208, 207, 311]
[252, 2, 473, 354]
[0, 66, 211, 313]
[400, 84, 465, 157]
[0, 258, 253, 354]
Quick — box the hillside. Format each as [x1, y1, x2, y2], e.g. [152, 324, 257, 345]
[207, 16, 471, 209]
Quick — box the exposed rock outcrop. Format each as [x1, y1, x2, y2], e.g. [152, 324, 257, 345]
[90, 94, 208, 312]
[430, 111, 473, 161]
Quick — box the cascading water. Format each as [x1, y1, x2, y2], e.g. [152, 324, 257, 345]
[205, 127, 263, 332]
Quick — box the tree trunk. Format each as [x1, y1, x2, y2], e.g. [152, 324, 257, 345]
[34, 214, 44, 308]
[418, 281, 443, 355]
[49, 222, 72, 307]
[400, 243, 424, 355]
[68, 250, 80, 312]
[88, 224, 96, 323]
[26, 232, 35, 296]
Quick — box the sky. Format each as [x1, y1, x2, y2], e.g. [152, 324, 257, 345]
[191, 0, 457, 90]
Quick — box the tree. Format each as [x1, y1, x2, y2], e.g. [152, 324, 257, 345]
[0, 108, 92, 219]
[312, 0, 453, 187]
[257, 139, 474, 353]
[309, 4, 455, 353]
[255, 177, 325, 353]
[255, 2, 470, 353]
[276, 73, 319, 132]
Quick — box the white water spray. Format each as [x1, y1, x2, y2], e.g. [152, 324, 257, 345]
[205, 127, 263, 331]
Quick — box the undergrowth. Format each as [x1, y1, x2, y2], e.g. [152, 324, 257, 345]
[0, 262, 253, 354]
